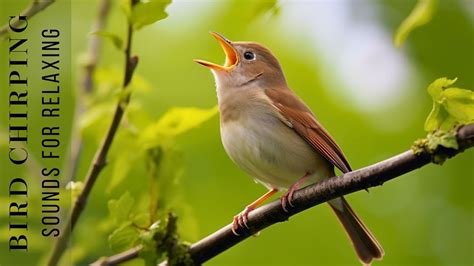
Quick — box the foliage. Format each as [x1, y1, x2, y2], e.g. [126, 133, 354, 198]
[108, 196, 193, 265]
[92, 30, 123, 50]
[394, 0, 437, 47]
[138, 213, 193, 266]
[120, 0, 172, 30]
[412, 129, 458, 164]
[95, 3, 215, 261]
[412, 77, 472, 163]
[424, 77, 474, 131]
[140, 106, 218, 149]
[0, 0, 473, 265]
[80, 0, 213, 264]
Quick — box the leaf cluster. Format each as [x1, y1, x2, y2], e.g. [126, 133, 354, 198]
[412, 77, 473, 163]
[108, 193, 193, 265]
[424, 77, 473, 132]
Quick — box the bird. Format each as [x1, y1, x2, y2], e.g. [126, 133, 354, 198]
[194, 32, 384, 265]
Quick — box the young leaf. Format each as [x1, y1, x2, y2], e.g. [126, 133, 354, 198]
[132, 213, 151, 229]
[154, 146, 184, 212]
[94, 67, 152, 96]
[394, 0, 436, 47]
[120, 0, 132, 16]
[79, 102, 115, 141]
[140, 106, 218, 149]
[427, 77, 457, 101]
[138, 220, 165, 266]
[424, 77, 474, 131]
[426, 130, 458, 151]
[91, 30, 123, 50]
[108, 221, 139, 252]
[412, 129, 458, 164]
[131, 0, 172, 30]
[108, 191, 135, 223]
[109, 154, 133, 193]
[442, 88, 474, 123]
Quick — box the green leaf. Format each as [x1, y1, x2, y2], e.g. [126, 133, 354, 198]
[131, 0, 172, 30]
[140, 106, 218, 149]
[79, 102, 115, 141]
[108, 191, 135, 223]
[424, 77, 474, 131]
[441, 88, 474, 123]
[132, 213, 151, 229]
[138, 221, 165, 266]
[426, 130, 458, 151]
[94, 67, 152, 96]
[91, 30, 123, 50]
[427, 77, 457, 101]
[154, 146, 184, 212]
[120, 0, 132, 16]
[412, 129, 459, 164]
[109, 154, 133, 192]
[108, 221, 139, 252]
[394, 0, 436, 47]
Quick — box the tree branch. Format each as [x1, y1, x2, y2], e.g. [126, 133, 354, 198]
[67, 0, 112, 182]
[0, 0, 55, 37]
[92, 123, 474, 265]
[92, 245, 144, 266]
[47, 11, 139, 266]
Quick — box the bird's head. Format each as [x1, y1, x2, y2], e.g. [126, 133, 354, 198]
[194, 32, 286, 88]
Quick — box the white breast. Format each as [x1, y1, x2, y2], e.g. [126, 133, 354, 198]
[219, 96, 332, 190]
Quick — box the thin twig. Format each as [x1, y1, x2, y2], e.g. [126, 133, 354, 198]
[91, 245, 144, 266]
[47, 13, 139, 266]
[0, 0, 55, 37]
[67, 0, 112, 182]
[92, 123, 474, 265]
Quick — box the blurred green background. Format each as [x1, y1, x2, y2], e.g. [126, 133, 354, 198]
[1, 0, 473, 265]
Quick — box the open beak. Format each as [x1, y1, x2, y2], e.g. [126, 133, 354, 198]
[194, 32, 239, 71]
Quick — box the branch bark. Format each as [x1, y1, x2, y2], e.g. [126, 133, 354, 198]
[67, 0, 112, 182]
[47, 11, 138, 266]
[92, 245, 144, 266]
[0, 0, 55, 37]
[92, 123, 474, 265]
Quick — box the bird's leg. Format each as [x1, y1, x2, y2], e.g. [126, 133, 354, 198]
[232, 188, 278, 235]
[281, 173, 310, 212]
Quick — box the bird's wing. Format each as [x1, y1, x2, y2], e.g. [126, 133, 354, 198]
[265, 87, 352, 173]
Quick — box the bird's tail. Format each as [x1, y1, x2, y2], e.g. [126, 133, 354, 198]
[328, 197, 384, 265]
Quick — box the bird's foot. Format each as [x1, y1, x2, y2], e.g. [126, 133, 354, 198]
[231, 206, 254, 236]
[280, 187, 296, 212]
[281, 174, 310, 212]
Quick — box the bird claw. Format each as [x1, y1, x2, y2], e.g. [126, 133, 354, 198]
[231, 216, 240, 236]
[231, 207, 253, 235]
[280, 190, 295, 213]
[281, 174, 310, 212]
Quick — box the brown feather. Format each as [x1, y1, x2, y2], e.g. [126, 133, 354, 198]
[265, 87, 352, 173]
[330, 198, 384, 265]
[265, 87, 384, 264]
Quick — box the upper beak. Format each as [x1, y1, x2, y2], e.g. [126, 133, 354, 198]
[194, 32, 239, 71]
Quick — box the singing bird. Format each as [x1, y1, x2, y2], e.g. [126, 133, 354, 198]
[194, 32, 384, 265]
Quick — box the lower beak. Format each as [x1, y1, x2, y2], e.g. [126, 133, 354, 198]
[194, 32, 239, 71]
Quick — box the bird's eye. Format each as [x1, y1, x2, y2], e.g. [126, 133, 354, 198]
[243, 51, 256, 60]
